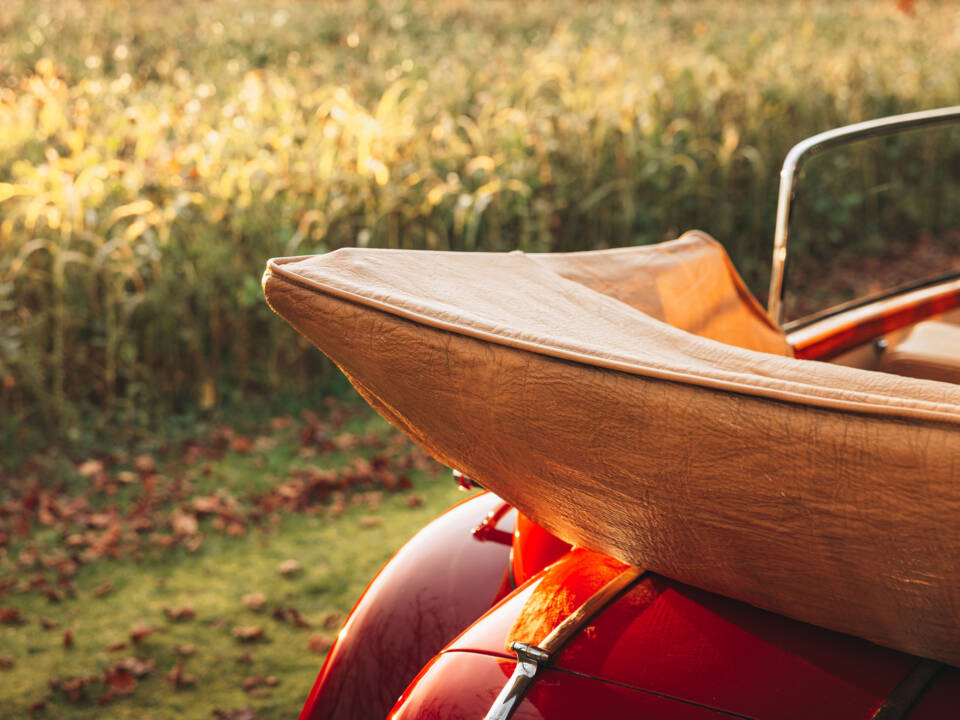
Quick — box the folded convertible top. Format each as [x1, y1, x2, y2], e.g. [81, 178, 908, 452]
[263, 231, 960, 665]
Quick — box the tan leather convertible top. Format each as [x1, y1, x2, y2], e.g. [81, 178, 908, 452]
[263, 231, 960, 665]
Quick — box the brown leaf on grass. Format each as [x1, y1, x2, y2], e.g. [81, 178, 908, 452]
[40, 617, 59, 630]
[322, 612, 342, 630]
[151, 533, 176, 548]
[134, 454, 155, 474]
[191, 494, 224, 515]
[230, 436, 253, 453]
[0, 656, 13, 669]
[235, 652, 253, 664]
[252, 436, 277, 452]
[271, 606, 310, 628]
[269, 415, 292, 430]
[28, 701, 46, 713]
[129, 621, 157, 644]
[163, 605, 195, 622]
[93, 582, 113, 597]
[107, 641, 127, 652]
[212, 708, 256, 720]
[166, 661, 197, 688]
[173, 644, 196, 656]
[62, 629, 73, 648]
[231, 626, 264, 642]
[50, 676, 98, 702]
[103, 670, 137, 695]
[242, 675, 264, 691]
[170, 510, 198, 536]
[115, 471, 139, 484]
[77, 460, 105, 477]
[405, 495, 425, 508]
[241, 592, 266, 611]
[359, 515, 381, 528]
[277, 559, 301, 576]
[243, 675, 280, 693]
[0, 607, 25, 625]
[306, 633, 334, 653]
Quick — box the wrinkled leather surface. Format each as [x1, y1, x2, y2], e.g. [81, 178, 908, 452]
[263, 236, 960, 665]
[880, 320, 960, 385]
[531, 232, 792, 356]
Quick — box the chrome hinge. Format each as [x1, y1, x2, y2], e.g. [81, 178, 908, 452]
[483, 642, 550, 720]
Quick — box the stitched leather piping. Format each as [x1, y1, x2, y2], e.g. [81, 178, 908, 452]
[263, 261, 960, 426]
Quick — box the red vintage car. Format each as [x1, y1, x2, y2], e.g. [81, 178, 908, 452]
[264, 108, 960, 719]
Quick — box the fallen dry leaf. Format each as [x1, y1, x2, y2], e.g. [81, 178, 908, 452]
[92, 582, 113, 597]
[163, 605, 195, 622]
[129, 621, 157, 644]
[0, 656, 13, 670]
[103, 670, 137, 696]
[107, 641, 127, 652]
[0, 607, 25, 625]
[112, 657, 156, 677]
[405, 495, 425, 508]
[29, 701, 46, 713]
[170, 511, 198, 536]
[322, 613, 342, 630]
[235, 652, 253, 664]
[359, 515, 381, 528]
[173, 644, 196, 656]
[77, 460, 105, 477]
[277, 559, 301, 577]
[115, 471, 139, 484]
[230, 437, 254, 453]
[242, 592, 266, 611]
[40, 617, 59, 630]
[243, 675, 280, 692]
[62, 629, 73, 648]
[272, 606, 310, 628]
[166, 661, 197, 688]
[306, 633, 334, 653]
[50, 675, 98, 702]
[133, 454, 155, 474]
[231, 626, 264, 642]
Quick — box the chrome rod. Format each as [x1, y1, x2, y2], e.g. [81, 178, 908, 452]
[767, 106, 960, 325]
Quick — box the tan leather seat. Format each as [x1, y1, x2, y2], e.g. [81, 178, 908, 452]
[880, 320, 960, 385]
[531, 231, 792, 356]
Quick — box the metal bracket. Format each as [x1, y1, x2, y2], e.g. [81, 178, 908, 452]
[482, 643, 550, 720]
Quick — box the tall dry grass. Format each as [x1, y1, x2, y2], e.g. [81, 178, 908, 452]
[2, 0, 959, 440]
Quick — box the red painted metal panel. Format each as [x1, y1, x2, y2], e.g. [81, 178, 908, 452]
[298, 491, 514, 720]
[389, 650, 734, 720]
[511, 513, 571, 586]
[905, 666, 960, 719]
[445, 548, 937, 719]
[554, 574, 916, 720]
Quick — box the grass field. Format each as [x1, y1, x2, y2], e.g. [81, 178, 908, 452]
[0, 401, 464, 718]
[3, 0, 960, 441]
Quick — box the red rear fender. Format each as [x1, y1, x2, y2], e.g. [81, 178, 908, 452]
[299, 491, 515, 720]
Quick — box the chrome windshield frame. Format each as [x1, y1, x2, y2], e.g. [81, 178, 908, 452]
[767, 106, 960, 326]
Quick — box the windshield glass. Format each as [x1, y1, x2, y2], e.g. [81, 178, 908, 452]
[782, 126, 960, 326]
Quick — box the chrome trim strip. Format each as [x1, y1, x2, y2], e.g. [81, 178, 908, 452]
[870, 659, 943, 720]
[482, 566, 645, 720]
[767, 106, 960, 326]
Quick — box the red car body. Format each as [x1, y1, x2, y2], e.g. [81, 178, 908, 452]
[290, 109, 960, 719]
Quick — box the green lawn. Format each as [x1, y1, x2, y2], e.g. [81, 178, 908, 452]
[0, 402, 465, 718]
